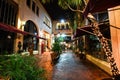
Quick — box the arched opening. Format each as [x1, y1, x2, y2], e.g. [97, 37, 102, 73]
[23, 20, 39, 51]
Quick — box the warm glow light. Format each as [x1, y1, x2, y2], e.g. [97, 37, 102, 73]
[21, 21, 26, 26]
[17, 18, 26, 30]
[46, 34, 50, 39]
[40, 31, 43, 37]
[18, 18, 21, 29]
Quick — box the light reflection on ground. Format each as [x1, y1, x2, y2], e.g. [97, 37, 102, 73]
[37, 51, 111, 80]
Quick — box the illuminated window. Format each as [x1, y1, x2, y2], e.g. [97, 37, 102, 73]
[56, 24, 59, 30]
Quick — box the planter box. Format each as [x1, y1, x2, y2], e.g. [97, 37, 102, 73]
[51, 52, 60, 64]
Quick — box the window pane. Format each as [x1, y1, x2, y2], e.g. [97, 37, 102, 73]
[36, 6, 39, 16]
[61, 25, 64, 30]
[5, 3, 9, 24]
[0, 0, 18, 26]
[66, 24, 69, 29]
[0, 0, 5, 22]
[26, 0, 31, 8]
[32, 1, 35, 12]
[0, 0, 2, 19]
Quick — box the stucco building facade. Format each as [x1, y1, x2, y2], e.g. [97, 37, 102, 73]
[52, 20, 73, 49]
[0, 0, 52, 55]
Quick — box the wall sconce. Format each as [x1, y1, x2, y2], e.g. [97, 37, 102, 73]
[20, 21, 26, 29]
[18, 19, 26, 29]
[20, 25, 25, 29]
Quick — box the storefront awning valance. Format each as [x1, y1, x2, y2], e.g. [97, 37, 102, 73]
[0, 23, 46, 40]
[0, 23, 29, 35]
[74, 25, 93, 38]
[74, 22, 110, 38]
[84, 0, 120, 17]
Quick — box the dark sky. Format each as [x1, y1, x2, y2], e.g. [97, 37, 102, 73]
[42, 1, 74, 20]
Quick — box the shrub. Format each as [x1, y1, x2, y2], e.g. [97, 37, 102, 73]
[52, 42, 62, 54]
[0, 54, 46, 80]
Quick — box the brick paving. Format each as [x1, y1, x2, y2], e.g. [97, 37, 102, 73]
[37, 51, 112, 80]
[37, 52, 53, 80]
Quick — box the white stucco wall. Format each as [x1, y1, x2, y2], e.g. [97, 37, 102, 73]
[13, 0, 52, 54]
[15, 0, 52, 35]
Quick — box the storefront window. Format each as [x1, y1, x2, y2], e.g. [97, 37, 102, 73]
[0, 0, 18, 54]
[86, 35, 108, 61]
[23, 20, 38, 51]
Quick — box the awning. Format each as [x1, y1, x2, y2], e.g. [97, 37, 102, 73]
[0, 23, 46, 40]
[74, 25, 93, 38]
[84, 0, 120, 17]
[74, 23, 110, 38]
[0, 23, 28, 35]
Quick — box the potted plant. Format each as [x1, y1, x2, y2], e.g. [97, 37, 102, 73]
[0, 54, 46, 80]
[51, 37, 62, 64]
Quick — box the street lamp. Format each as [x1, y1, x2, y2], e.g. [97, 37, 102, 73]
[60, 19, 65, 23]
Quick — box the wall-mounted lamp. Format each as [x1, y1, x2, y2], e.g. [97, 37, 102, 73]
[20, 21, 26, 29]
[18, 18, 26, 29]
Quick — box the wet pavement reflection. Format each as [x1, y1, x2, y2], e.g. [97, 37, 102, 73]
[52, 51, 111, 80]
[38, 51, 111, 80]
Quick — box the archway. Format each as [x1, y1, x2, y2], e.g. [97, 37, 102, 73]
[23, 20, 39, 51]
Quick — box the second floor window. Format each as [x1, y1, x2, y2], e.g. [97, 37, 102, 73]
[56, 23, 70, 30]
[26, 0, 39, 16]
[32, 1, 35, 13]
[66, 24, 70, 29]
[26, 0, 31, 8]
[36, 6, 39, 16]
[61, 25, 64, 29]
[44, 16, 50, 28]
[0, 0, 18, 26]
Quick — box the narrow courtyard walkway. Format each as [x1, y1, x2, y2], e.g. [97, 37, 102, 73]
[52, 51, 111, 80]
[38, 51, 112, 80]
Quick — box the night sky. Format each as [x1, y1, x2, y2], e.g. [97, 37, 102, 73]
[42, 0, 74, 20]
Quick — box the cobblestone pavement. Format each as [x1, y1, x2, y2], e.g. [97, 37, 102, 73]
[52, 51, 112, 80]
[37, 51, 112, 80]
